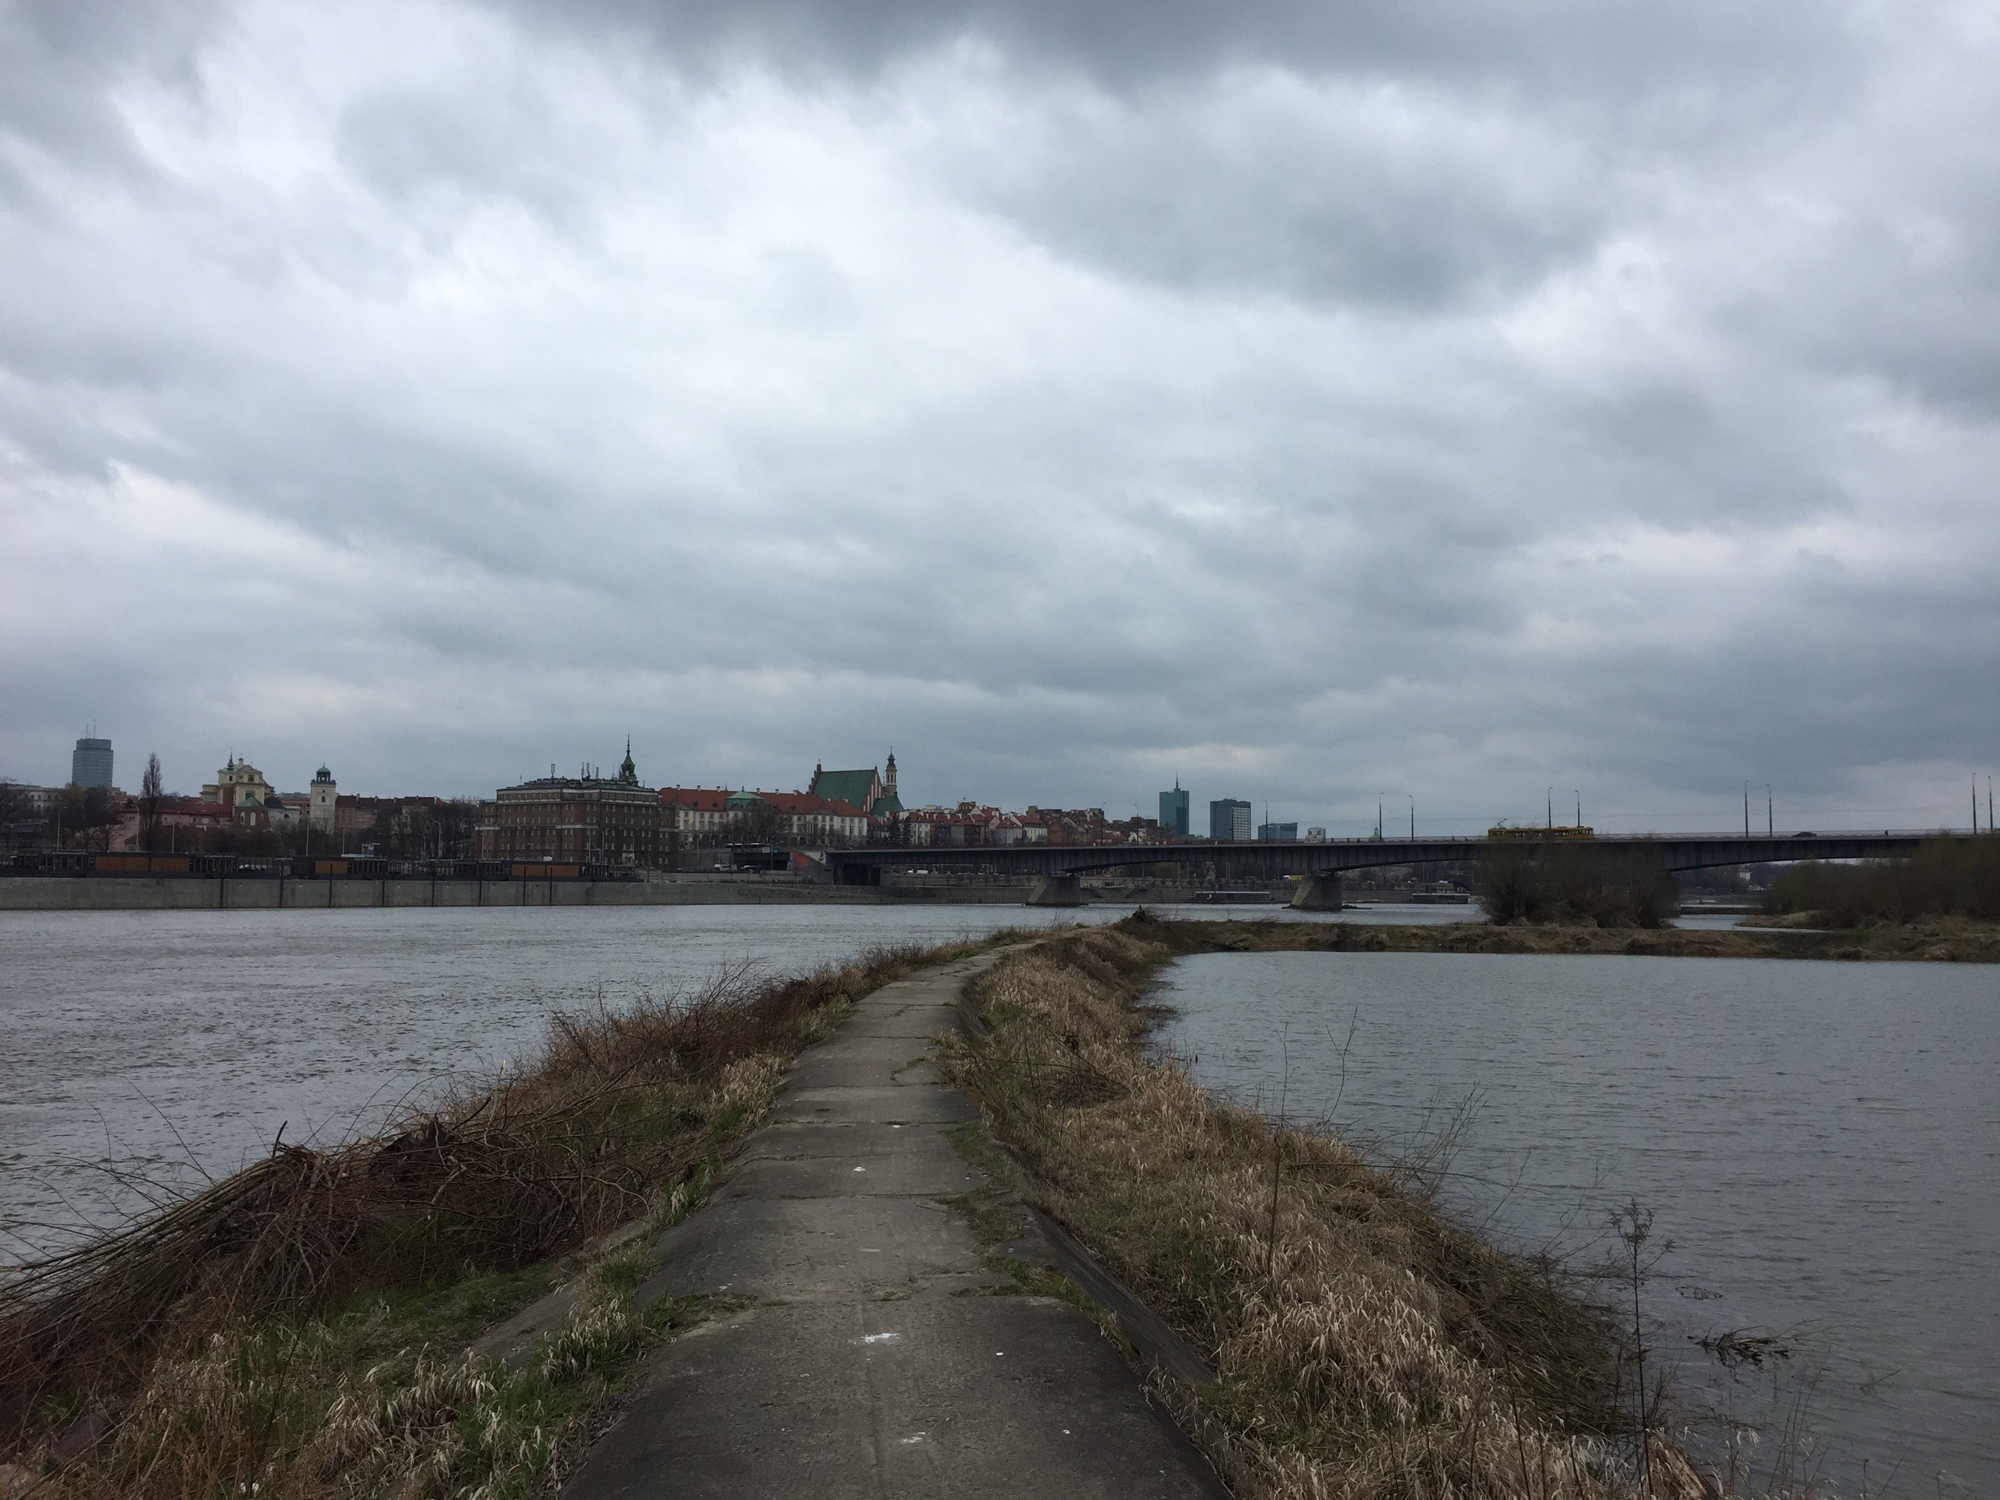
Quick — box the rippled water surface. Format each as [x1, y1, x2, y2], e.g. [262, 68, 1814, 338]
[0, 904, 1113, 1250]
[0, 900, 1451, 1255]
[1153, 951, 1999, 1497]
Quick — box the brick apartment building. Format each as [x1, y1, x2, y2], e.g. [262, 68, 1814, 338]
[475, 748, 664, 866]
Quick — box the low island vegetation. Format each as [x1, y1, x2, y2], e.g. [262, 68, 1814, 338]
[1474, 845, 1679, 929]
[1757, 837, 2000, 929]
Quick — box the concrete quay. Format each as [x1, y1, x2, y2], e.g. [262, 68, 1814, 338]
[556, 950, 1224, 1499]
[0, 876, 1217, 911]
[0, 876, 1032, 911]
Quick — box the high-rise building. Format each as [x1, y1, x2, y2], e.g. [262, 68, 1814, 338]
[70, 736, 113, 790]
[1209, 798, 1251, 841]
[1257, 821, 1299, 841]
[1158, 779, 1190, 838]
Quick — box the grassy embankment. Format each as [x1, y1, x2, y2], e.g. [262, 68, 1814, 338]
[948, 915, 1753, 1500]
[0, 938, 993, 1500]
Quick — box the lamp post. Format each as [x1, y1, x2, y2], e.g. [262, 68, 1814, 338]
[1376, 795, 1384, 841]
[1743, 781, 1750, 836]
[1574, 789, 1581, 828]
[1546, 787, 1553, 830]
[1407, 794, 1415, 840]
[1766, 784, 1773, 836]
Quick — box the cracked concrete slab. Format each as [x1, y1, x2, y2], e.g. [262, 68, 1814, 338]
[570, 1298, 1219, 1500]
[741, 1121, 950, 1161]
[772, 1084, 978, 1124]
[633, 1194, 997, 1301]
[785, 1040, 947, 1091]
[562, 949, 1226, 1499]
[720, 1147, 980, 1200]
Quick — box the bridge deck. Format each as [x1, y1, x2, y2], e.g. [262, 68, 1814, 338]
[826, 831, 1951, 881]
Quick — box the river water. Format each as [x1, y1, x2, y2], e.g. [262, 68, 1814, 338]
[7, 903, 1987, 1495]
[0, 900, 1425, 1258]
[1152, 951, 1998, 1498]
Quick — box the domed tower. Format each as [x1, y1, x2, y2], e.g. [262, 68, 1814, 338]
[310, 765, 338, 834]
[618, 737, 638, 786]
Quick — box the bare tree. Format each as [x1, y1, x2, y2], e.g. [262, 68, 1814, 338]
[141, 753, 164, 851]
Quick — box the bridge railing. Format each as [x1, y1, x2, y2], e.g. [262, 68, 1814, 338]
[835, 828, 1954, 859]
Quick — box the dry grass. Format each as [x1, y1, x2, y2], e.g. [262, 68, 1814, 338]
[949, 922, 1714, 1500]
[0, 939, 971, 1495]
[1129, 911, 1999, 964]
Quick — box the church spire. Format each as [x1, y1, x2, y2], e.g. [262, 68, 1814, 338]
[618, 736, 637, 785]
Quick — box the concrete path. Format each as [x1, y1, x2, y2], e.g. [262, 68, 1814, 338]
[562, 950, 1225, 1499]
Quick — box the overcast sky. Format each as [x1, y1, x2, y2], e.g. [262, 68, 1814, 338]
[3, 0, 1996, 836]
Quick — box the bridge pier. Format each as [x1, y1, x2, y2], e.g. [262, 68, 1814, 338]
[1289, 873, 1344, 911]
[1026, 873, 1087, 908]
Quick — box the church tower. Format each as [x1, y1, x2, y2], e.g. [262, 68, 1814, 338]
[310, 765, 338, 833]
[883, 750, 897, 799]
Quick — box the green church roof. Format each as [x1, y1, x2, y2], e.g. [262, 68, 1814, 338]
[810, 768, 879, 809]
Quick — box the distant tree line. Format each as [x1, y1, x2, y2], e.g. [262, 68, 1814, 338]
[1765, 840, 2000, 925]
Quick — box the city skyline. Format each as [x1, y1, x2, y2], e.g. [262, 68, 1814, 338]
[4, 731, 1994, 840]
[2, 3, 1995, 837]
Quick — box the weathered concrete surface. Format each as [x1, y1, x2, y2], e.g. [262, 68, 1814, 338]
[1289, 872, 1345, 911]
[1025, 872, 1089, 907]
[562, 952, 1224, 1500]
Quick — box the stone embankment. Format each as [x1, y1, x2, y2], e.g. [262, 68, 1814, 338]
[0, 875, 1223, 912]
[0, 876, 1073, 912]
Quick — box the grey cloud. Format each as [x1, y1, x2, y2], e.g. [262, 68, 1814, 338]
[489, 0, 1863, 112]
[335, 81, 611, 243]
[0, 1, 224, 183]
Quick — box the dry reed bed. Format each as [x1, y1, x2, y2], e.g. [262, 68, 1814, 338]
[950, 920, 1710, 1500]
[1152, 914, 1999, 964]
[0, 940, 962, 1496]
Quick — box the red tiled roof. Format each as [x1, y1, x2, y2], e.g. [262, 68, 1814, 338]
[759, 791, 867, 817]
[658, 787, 732, 811]
[657, 788, 867, 818]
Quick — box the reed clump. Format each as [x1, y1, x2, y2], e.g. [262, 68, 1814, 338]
[950, 921, 1705, 1500]
[0, 940, 955, 1492]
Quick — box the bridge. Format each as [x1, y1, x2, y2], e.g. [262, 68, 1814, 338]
[822, 830, 1947, 906]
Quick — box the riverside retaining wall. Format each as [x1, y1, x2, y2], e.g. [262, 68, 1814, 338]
[0, 877, 1084, 912]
